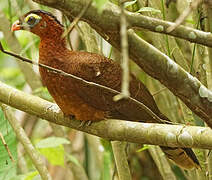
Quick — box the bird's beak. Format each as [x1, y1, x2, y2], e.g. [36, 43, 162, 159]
[11, 20, 22, 32]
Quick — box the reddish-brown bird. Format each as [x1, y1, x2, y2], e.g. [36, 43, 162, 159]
[12, 10, 200, 169]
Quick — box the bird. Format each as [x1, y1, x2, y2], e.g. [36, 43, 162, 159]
[11, 10, 200, 169]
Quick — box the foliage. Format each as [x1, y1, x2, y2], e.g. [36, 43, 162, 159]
[0, 110, 17, 180]
[0, 0, 210, 179]
[93, 0, 109, 13]
[136, 7, 161, 14]
[36, 137, 70, 166]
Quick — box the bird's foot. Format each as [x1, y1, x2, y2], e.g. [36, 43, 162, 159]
[78, 120, 93, 128]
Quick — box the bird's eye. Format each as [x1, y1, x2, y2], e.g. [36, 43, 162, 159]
[24, 13, 42, 27]
[27, 16, 36, 26]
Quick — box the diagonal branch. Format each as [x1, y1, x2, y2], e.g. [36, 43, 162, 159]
[61, 0, 92, 38]
[0, 131, 15, 163]
[167, 0, 202, 32]
[0, 80, 211, 149]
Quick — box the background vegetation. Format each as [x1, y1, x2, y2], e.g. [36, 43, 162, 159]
[0, 0, 211, 179]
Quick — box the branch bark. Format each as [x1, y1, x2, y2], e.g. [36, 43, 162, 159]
[0, 81, 212, 149]
[31, 0, 212, 128]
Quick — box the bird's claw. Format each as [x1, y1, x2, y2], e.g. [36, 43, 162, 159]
[78, 120, 92, 128]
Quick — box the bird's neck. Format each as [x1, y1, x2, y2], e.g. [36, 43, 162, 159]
[40, 35, 67, 52]
[40, 34, 67, 46]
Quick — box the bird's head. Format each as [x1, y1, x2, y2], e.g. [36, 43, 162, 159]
[11, 10, 64, 39]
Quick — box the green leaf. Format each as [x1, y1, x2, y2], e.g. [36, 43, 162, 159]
[185, 19, 195, 25]
[124, 0, 137, 8]
[10, 171, 39, 180]
[36, 137, 70, 166]
[93, 0, 108, 13]
[136, 7, 161, 14]
[35, 137, 70, 149]
[66, 154, 80, 166]
[39, 145, 65, 166]
[0, 68, 25, 89]
[0, 110, 17, 180]
[136, 145, 149, 152]
[24, 171, 39, 180]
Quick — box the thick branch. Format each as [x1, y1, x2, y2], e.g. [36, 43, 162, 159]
[33, 0, 212, 47]
[0, 81, 212, 149]
[32, 0, 212, 127]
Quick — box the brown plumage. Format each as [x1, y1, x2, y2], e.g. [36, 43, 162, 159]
[12, 10, 200, 169]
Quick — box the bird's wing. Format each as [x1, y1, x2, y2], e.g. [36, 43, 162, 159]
[59, 51, 162, 122]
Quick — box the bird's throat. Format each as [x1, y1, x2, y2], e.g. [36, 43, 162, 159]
[39, 37, 67, 53]
[39, 37, 67, 66]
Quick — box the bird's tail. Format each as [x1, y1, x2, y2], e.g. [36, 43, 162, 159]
[160, 146, 201, 169]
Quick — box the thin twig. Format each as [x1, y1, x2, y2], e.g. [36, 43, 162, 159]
[0, 41, 172, 125]
[0, 131, 15, 163]
[112, 4, 131, 176]
[167, 0, 202, 32]
[62, 14, 73, 50]
[114, 1, 130, 101]
[61, 0, 92, 38]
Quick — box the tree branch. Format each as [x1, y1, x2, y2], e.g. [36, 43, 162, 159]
[32, 0, 212, 127]
[0, 81, 212, 149]
[118, 2, 130, 99]
[33, 0, 212, 47]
